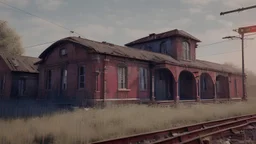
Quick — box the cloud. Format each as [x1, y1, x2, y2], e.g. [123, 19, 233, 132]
[188, 8, 202, 14]
[35, 0, 65, 11]
[75, 24, 115, 41]
[222, 0, 255, 8]
[4, 0, 30, 8]
[181, 0, 215, 5]
[206, 15, 216, 21]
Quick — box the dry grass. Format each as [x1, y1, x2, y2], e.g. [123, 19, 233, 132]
[1, 65, 256, 144]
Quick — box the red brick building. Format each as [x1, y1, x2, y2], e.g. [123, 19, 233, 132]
[36, 29, 243, 106]
[0, 52, 40, 99]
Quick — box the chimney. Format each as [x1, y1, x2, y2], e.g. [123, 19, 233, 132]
[149, 33, 155, 37]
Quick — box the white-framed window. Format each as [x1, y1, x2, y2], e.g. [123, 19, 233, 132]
[61, 68, 67, 90]
[118, 66, 127, 89]
[139, 67, 148, 90]
[46, 70, 52, 89]
[60, 48, 67, 56]
[78, 66, 85, 89]
[182, 41, 190, 60]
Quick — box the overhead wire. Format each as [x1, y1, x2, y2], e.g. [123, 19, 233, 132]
[0, 0, 83, 37]
[1, 0, 255, 58]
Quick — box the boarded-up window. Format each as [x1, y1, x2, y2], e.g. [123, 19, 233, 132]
[139, 67, 148, 90]
[118, 66, 127, 89]
[78, 66, 85, 89]
[46, 70, 52, 89]
[61, 69, 67, 90]
[182, 41, 190, 60]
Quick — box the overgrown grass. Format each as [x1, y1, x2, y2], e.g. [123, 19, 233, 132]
[1, 65, 256, 144]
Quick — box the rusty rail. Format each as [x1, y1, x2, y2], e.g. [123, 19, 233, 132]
[152, 116, 256, 144]
[91, 114, 255, 144]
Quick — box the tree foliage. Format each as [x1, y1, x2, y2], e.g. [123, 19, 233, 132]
[0, 20, 24, 55]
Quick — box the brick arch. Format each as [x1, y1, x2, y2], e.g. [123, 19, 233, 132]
[200, 73, 215, 99]
[178, 70, 197, 100]
[154, 68, 176, 101]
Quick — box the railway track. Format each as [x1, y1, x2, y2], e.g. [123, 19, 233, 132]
[91, 114, 256, 144]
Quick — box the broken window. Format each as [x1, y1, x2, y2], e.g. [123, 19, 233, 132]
[118, 66, 127, 89]
[18, 79, 26, 96]
[46, 70, 52, 89]
[182, 41, 190, 60]
[61, 68, 67, 90]
[78, 66, 85, 89]
[139, 67, 148, 90]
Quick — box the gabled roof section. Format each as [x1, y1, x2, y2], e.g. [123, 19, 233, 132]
[38, 36, 240, 75]
[125, 29, 201, 46]
[38, 36, 179, 64]
[0, 52, 40, 73]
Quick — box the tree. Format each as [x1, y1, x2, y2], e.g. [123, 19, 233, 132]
[0, 20, 24, 55]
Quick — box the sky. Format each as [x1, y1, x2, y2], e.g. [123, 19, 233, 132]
[1, 0, 256, 72]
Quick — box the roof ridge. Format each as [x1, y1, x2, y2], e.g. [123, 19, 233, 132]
[71, 36, 178, 61]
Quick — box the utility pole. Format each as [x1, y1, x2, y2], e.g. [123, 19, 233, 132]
[220, 5, 256, 101]
[220, 4, 256, 15]
[222, 27, 256, 101]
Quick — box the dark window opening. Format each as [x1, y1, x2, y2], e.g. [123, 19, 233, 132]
[78, 66, 85, 89]
[46, 70, 52, 89]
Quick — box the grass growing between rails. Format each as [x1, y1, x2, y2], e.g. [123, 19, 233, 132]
[0, 101, 256, 144]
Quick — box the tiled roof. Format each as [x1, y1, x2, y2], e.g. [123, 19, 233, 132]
[38, 37, 241, 75]
[125, 29, 201, 46]
[0, 52, 40, 73]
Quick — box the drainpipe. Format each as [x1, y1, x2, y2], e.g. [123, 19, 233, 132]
[103, 55, 109, 106]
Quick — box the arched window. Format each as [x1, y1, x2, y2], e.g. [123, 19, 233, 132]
[160, 41, 168, 54]
[182, 41, 190, 60]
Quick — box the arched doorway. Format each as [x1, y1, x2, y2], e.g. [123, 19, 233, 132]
[216, 75, 229, 99]
[154, 68, 175, 101]
[178, 70, 197, 100]
[200, 73, 214, 99]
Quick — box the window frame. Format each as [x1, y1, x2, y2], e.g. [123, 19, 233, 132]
[61, 68, 68, 90]
[60, 48, 67, 56]
[78, 66, 85, 89]
[139, 67, 148, 91]
[160, 41, 168, 54]
[117, 66, 128, 89]
[182, 41, 191, 60]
